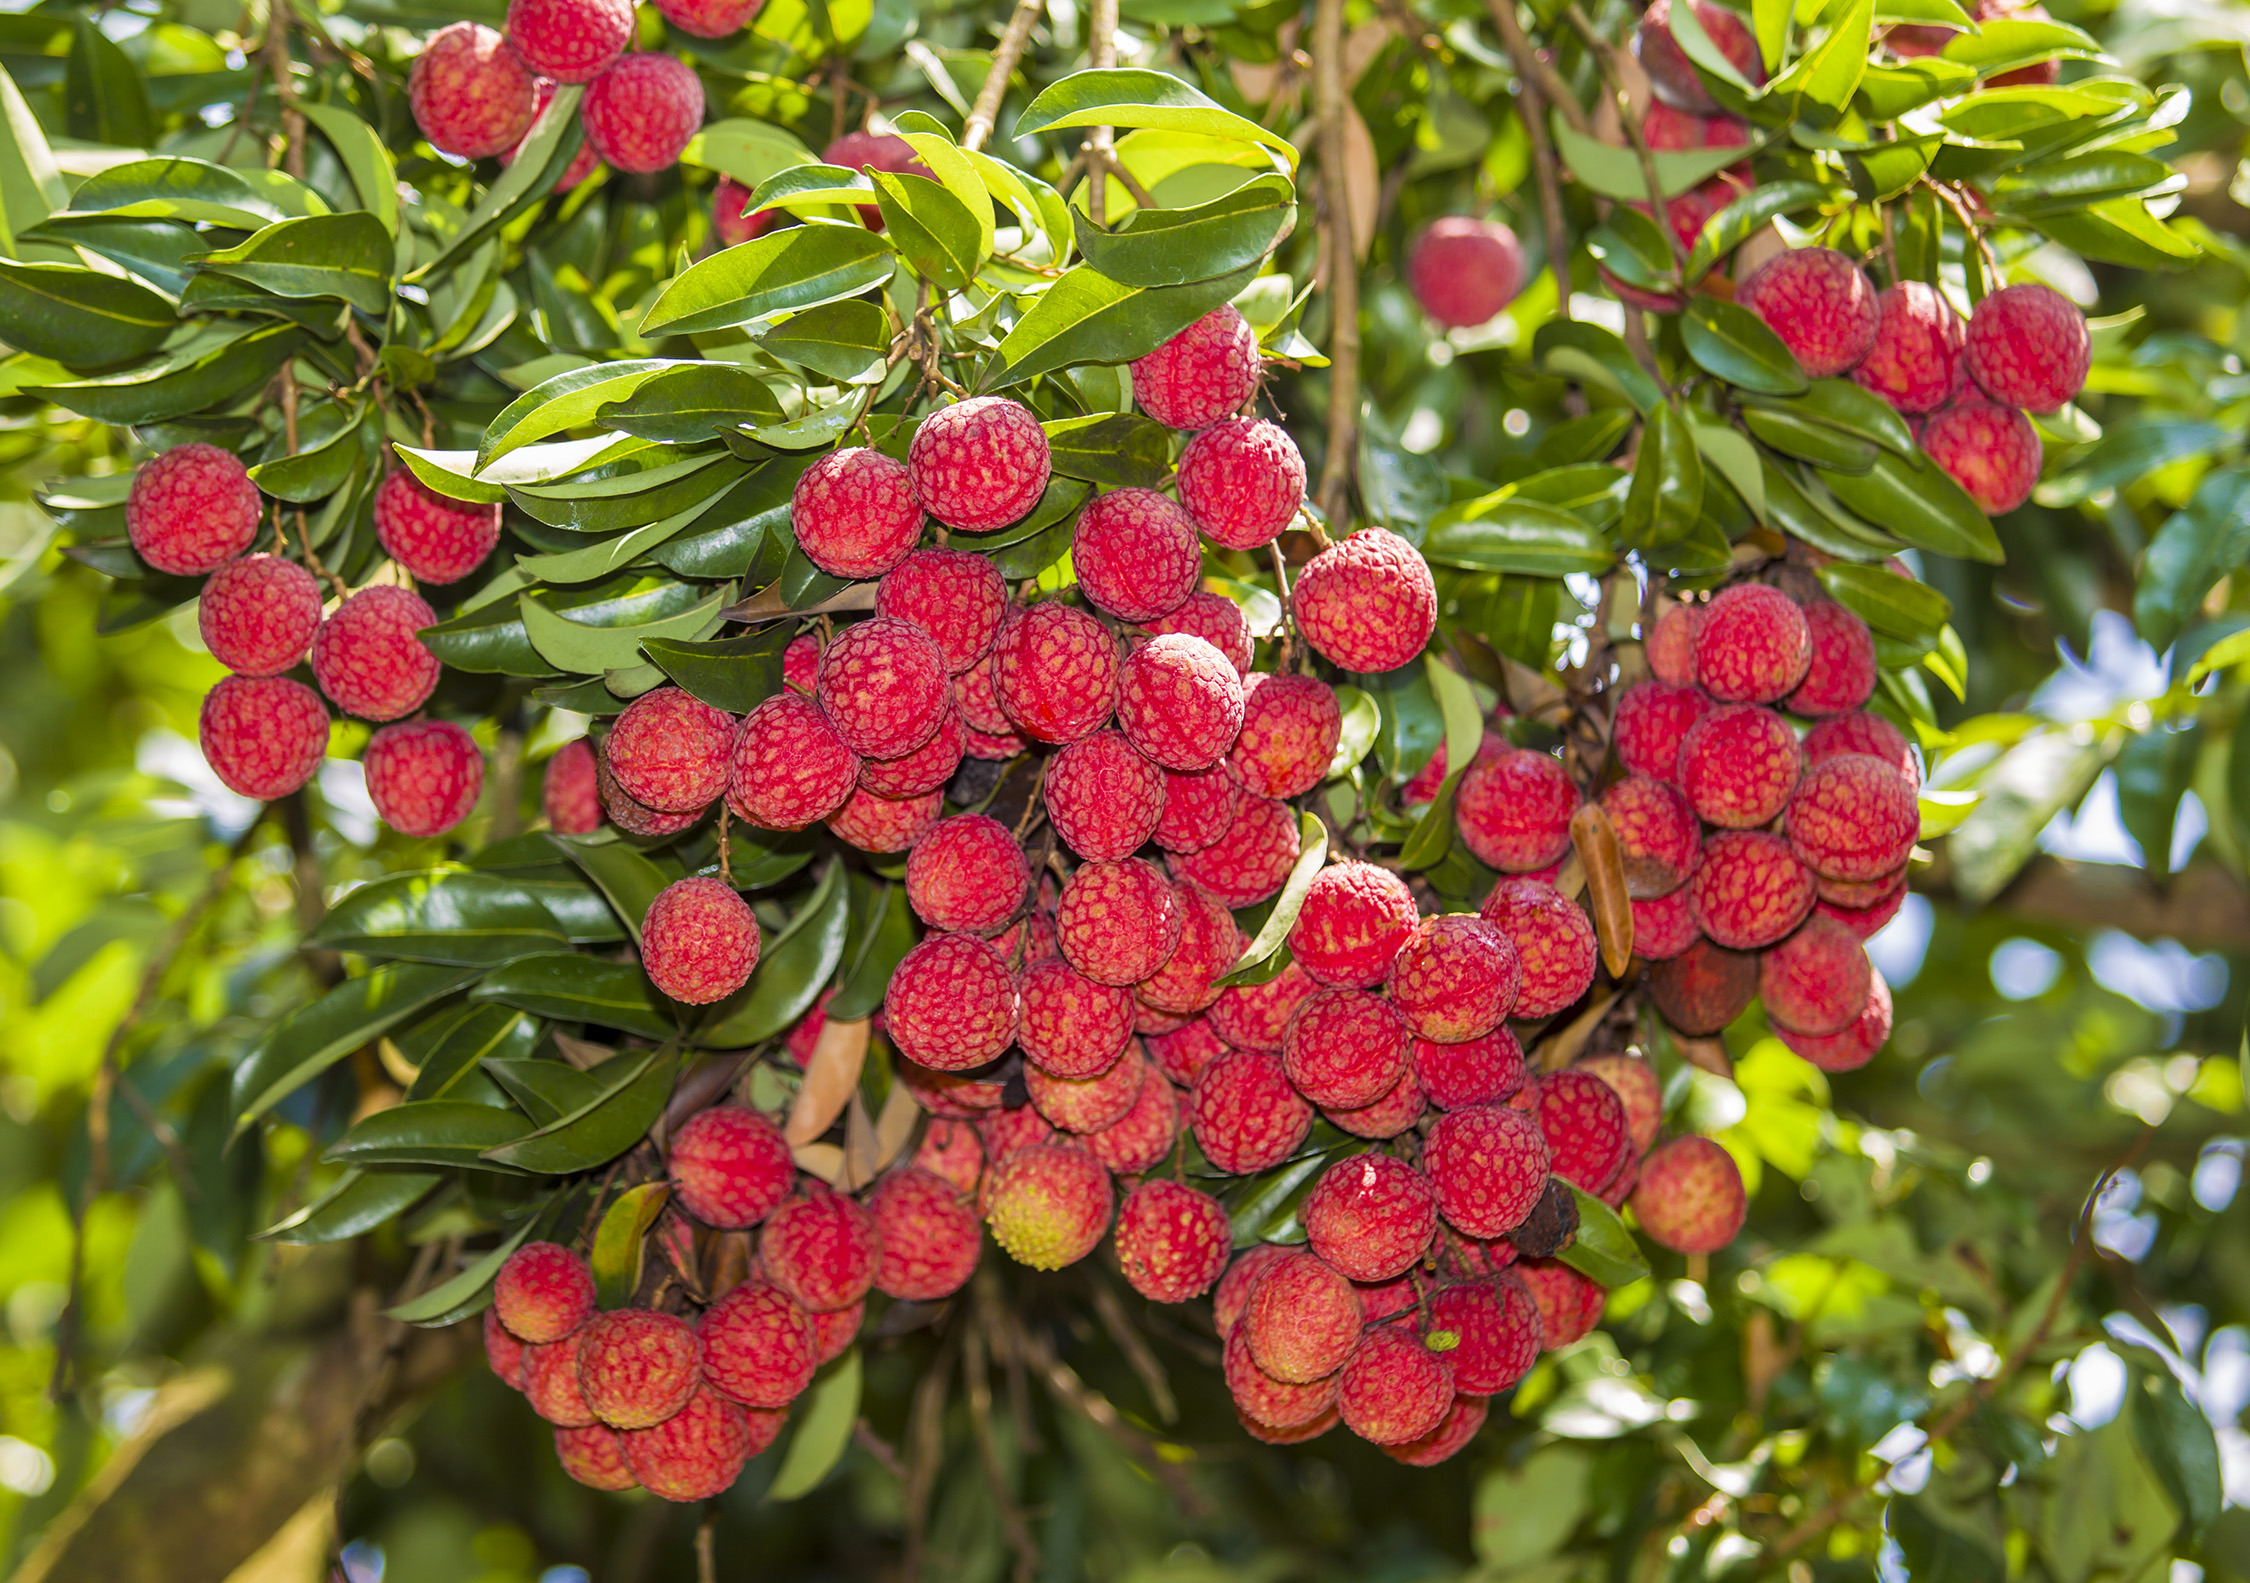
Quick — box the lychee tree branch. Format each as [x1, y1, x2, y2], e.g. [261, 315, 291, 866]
[1312, 0, 1361, 529]
[962, 0, 1043, 154]
[1484, 0, 1592, 137]
[1564, 2, 1679, 268]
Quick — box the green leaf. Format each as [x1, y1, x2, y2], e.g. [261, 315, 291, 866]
[308, 871, 571, 966]
[1223, 811, 1328, 983]
[482, 1057, 608, 1125]
[257, 1168, 438, 1245]
[1817, 450, 2004, 564]
[680, 118, 819, 188]
[325, 1100, 535, 1171]
[403, 1002, 543, 1102]
[640, 223, 896, 338]
[995, 260, 1258, 385]
[829, 878, 917, 1020]
[49, 156, 312, 231]
[385, 1218, 543, 1325]
[30, 320, 300, 426]
[1888, 1495, 2005, 1583]
[1620, 402, 1705, 549]
[1763, 464, 1899, 560]
[1071, 171, 1295, 287]
[1042, 412, 1172, 489]
[1328, 685, 1380, 780]
[1011, 68, 1299, 169]
[2045, 420, 2225, 507]
[1398, 769, 1462, 870]
[1748, 378, 1917, 455]
[1743, 406, 1879, 471]
[2135, 467, 2250, 652]
[767, 1350, 863, 1501]
[1939, 16, 2103, 74]
[597, 364, 785, 445]
[2131, 1362, 2223, 1535]
[1685, 183, 1825, 281]
[0, 260, 172, 367]
[1425, 498, 1615, 576]
[64, 17, 155, 151]
[760, 299, 889, 382]
[484, 1048, 677, 1174]
[189, 213, 394, 318]
[1680, 298, 1807, 395]
[1792, 0, 1877, 110]
[298, 102, 400, 237]
[1947, 729, 2108, 904]
[1427, 655, 1484, 775]
[2114, 723, 2200, 883]
[1533, 320, 1664, 413]
[1223, 1131, 1354, 1245]
[698, 860, 849, 1048]
[416, 86, 586, 278]
[2034, 199, 2198, 271]
[872, 170, 984, 290]
[0, 64, 65, 256]
[471, 954, 678, 1041]
[1818, 560, 1952, 641]
[592, 1181, 671, 1308]
[1550, 120, 1758, 202]
[478, 361, 694, 470]
[518, 582, 732, 674]
[1561, 1183, 1652, 1286]
[551, 834, 674, 948]
[509, 451, 745, 531]
[642, 626, 791, 714]
[233, 964, 481, 1132]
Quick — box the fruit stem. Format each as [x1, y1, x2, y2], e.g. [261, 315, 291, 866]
[964, 0, 1044, 153]
[1484, 0, 1592, 136]
[1312, 0, 1362, 528]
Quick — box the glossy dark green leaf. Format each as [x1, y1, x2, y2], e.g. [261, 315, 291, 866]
[402, 1002, 542, 1103]
[641, 223, 896, 338]
[829, 880, 917, 1021]
[551, 834, 674, 948]
[510, 453, 747, 533]
[1817, 451, 2004, 565]
[1818, 560, 1953, 641]
[995, 260, 1258, 385]
[591, 1180, 670, 1308]
[1042, 412, 1173, 489]
[1221, 812, 1327, 984]
[257, 1168, 439, 1244]
[233, 964, 481, 1132]
[477, 361, 695, 470]
[30, 320, 299, 425]
[1767, 464, 1899, 561]
[767, 1349, 862, 1501]
[2134, 467, 2250, 650]
[1071, 171, 1295, 288]
[51, 156, 297, 229]
[2114, 723, 2200, 883]
[471, 954, 678, 1041]
[698, 860, 848, 1047]
[324, 1100, 536, 1171]
[251, 402, 368, 504]
[1887, 1495, 2005, 1583]
[651, 458, 813, 579]
[759, 299, 889, 381]
[1619, 403, 1704, 549]
[1533, 321, 1664, 413]
[1011, 68, 1299, 169]
[483, 1057, 609, 1126]
[726, 826, 818, 891]
[1585, 205, 1677, 293]
[1223, 1133, 1353, 1246]
[0, 260, 172, 367]
[1425, 499, 1614, 575]
[2130, 1361, 2223, 1533]
[1749, 378, 1917, 454]
[385, 1218, 542, 1324]
[871, 169, 984, 290]
[1680, 299, 1808, 395]
[1398, 769, 1462, 870]
[484, 1047, 676, 1173]
[65, 15, 154, 149]
[190, 212, 394, 317]
[1560, 1184, 1652, 1286]
[2034, 199, 2198, 271]
[1744, 406, 1880, 471]
[598, 365, 785, 445]
[308, 870, 569, 966]
[642, 625, 791, 713]
[519, 582, 733, 675]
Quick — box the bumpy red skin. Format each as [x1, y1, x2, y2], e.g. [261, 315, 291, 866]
[1923, 400, 2042, 513]
[1778, 965, 1891, 1070]
[669, 1106, 793, 1228]
[1759, 914, 1873, 1036]
[1116, 634, 1244, 773]
[1735, 248, 1880, 380]
[628, 1387, 765, 1503]
[603, 764, 706, 836]
[1206, 960, 1314, 1053]
[1413, 1026, 1527, 1109]
[1648, 604, 1701, 686]
[1282, 989, 1412, 1110]
[1966, 282, 2090, 411]
[1853, 283, 1966, 413]
[1338, 1327, 1455, 1445]
[129, 443, 260, 576]
[1518, 1258, 1607, 1347]
[200, 554, 321, 677]
[1787, 752, 1919, 884]
[1632, 1136, 1748, 1254]
[1680, 703, 1803, 829]
[886, 933, 1019, 1072]
[1191, 1046, 1315, 1173]
[791, 447, 922, 579]
[1290, 862, 1420, 990]
[811, 1303, 860, 1364]
[1042, 731, 1163, 860]
[658, 0, 760, 40]
[310, 586, 441, 722]
[984, 1143, 1114, 1269]
[1689, 829, 1814, 949]
[762, 1187, 879, 1312]
[1695, 584, 1812, 705]
[1073, 487, 1202, 622]
[1226, 1323, 1340, 1428]
[1807, 710, 1918, 788]
[1602, 776, 1700, 898]
[1230, 673, 1343, 799]
[1819, 865, 1906, 910]
[1478, 880, 1598, 1019]
[486, 1306, 530, 1388]
[1085, 1060, 1181, 1171]
[816, 615, 949, 760]
[1170, 791, 1300, 904]
[904, 814, 1029, 936]
[1613, 681, 1712, 781]
[1141, 590, 1254, 677]
[1650, 937, 1759, 1034]
[1147, 1017, 1226, 1086]
[1790, 600, 1878, 717]
[1429, 1275, 1542, 1395]
[640, 876, 759, 1004]
[913, 1118, 985, 1195]
[200, 675, 329, 800]
[577, 1309, 701, 1429]
[1387, 914, 1521, 1043]
[1244, 1249, 1365, 1383]
[409, 21, 537, 157]
[1632, 889, 1700, 960]
[506, 81, 602, 188]
[860, 704, 960, 798]
[1027, 1039, 1147, 1132]
[1636, 0, 1764, 112]
[1305, 1154, 1438, 1282]
[908, 396, 1051, 530]
[712, 172, 774, 245]
[374, 469, 502, 583]
[555, 1424, 637, 1491]
[1292, 530, 1440, 674]
[1131, 305, 1261, 430]
[1385, 1395, 1489, 1465]
[699, 1280, 815, 1409]
[1457, 749, 1581, 873]
[607, 686, 737, 813]
[896, 1062, 1007, 1120]
[1324, 1061, 1427, 1140]
[1115, 1179, 1232, 1302]
[1016, 957, 1133, 1078]
[1175, 417, 1304, 551]
[875, 547, 1005, 672]
[1215, 1244, 1291, 1338]
[1577, 1054, 1664, 1154]
[1422, 1104, 1552, 1238]
[868, 1168, 981, 1299]
[982, 1104, 1059, 1163]
[782, 634, 821, 695]
[364, 720, 484, 838]
[1526, 1070, 1633, 1193]
[581, 53, 704, 173]
[1147, 767, 1238, 858]
[1057, 859, 1181, 987]
[1407, 217, 1526, 328]
[827, 785, 942, 852]
[991, 602, 1119, 743]
[1138, 883, 1243, 1015]
[524, 1334, 598, 1425]
[494, 1242, 596, 1344]
[506, 0, 632, 81]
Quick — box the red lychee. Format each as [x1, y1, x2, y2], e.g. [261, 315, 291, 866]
[1422, 1104, 1552, 1238]
[1735, 248, 1880, 380]
[1602, 775, 1700, 897]
[1245, 1249, 1364, 1383]
[199, 554, 321, 677]
[598, 756, 701, 837]
[791, 446, 922, 579]
[1057, 859, 1181, 986]
[577, 1308, 700, 1429]
[1116, 634, 1244, 773]
[1136, 882, 1243, 1016]
[1428, 1274, 1541, 1395]
[1631, 1135, 1747, 1253]
[1789, 600, 1877, 717]
[1084, 1058, 1180, 1172]
[374, 468, 502, 583]
[1176, 417, 1305, 551]
[1648, 603, 1701, 686]
[1525, 1070, 1632, 1192]
[1215, 1244, 1291, 1337]
[1457, 748, 1580, 873]
[981, 1104, 1058, 1163]
[1922, 399, 2041, 513]
[1131, 304, 1260, 430]
[1759, 914, 1873, 1035]
[1027, 1038, 1148, 1133]
[1806, 710, 1919, 790]
[699, 1279, 815, 1409]
[886, 932, 1019, 1072]
[1688, 829, 1813, 949]
[859, 704, 961, 798]
[991, 602, 1119, 743]
[657, 0, 759, 42]
[581, 53, 703, 174]
[363, 719, 483, 838]
[1478, 880, 1598, 1019]
[1965, 282, 2089, 411]
[1073, 487, 1201, 623]
[1386, 914, 1520, 1043]
[495, 1241, 596, 1344]
[1225, 1321, 1339, 1429]
[641, 875, 759, 1004]
[524, 1334, 598, 1426]
[1206, 959, 1315, 1053]
[1324, 1061, 1427, 1139]
[1777, 964, 1891, 1070]
[1649, 936, 1759, 1034]
[1852, 282, 1966, 414]
[1141, 589, 1254, 677]
[1290, 861, 1419, 990]
[913, 1118, 984, 1195]
[486, 1305, 529, 1388]
[816, 615, 948, 760]
[783, 633, 820, 695]
[1613, 680, 1712, 782]
[875, 547, 1005, 671]
[1384, 1395, 1488, 1465]
[409, 21, 537, 158]
[1016, 957, 1134, 1079]
[505, 0, 633, 82]
[867, 1167, 981, 1299]
[621, 1387, 762, 1502]
[1147, 1016, 1227, 1087]
[1292, 529, 1439, 675]
[1338, 1327, 1454, 1445]
[1114, 1179, 1231, 1302]
[1230, 673, 1343, 799]
[1169, 791, 1299, 905]
[826, 785, 941, 852]
[1695, 584, 1811, 705]
[1636, 0, 1764, 112]
[1190, 1046, 1314, 1173]
[200, 675, 329, 801]
[1305, 1154, 1438, 1282]
[310, 585, 441, 722]
[761, 1186, 878, 1312]
[1043, 730, 1164, 861]
[1407, 217, 1526, 329]
[1517, 1257, 1606, 1347]
[1632, 888, 1699, 960]
[904, 814, 1029, 936]
[984, 1142, 1113, 1269]
[554, 1423, 637, 1491]
[1576, 1053, 1663, 1154]
[1786, 752, 1919, 883]
[908, 396, 1051, 531]
[606, 685, 736, 813]
[1282, 989, 1411, 1110]
[1679, 703, 1802, 829]
[1412, 1026, 1527, 1109]
[669, 1106, 793, 1228]
[128, 443, 259, 576]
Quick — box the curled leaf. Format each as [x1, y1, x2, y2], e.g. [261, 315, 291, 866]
[1569, 804, 1634, 976]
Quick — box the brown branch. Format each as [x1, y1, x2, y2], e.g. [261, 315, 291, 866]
[1487, 7, 1576, 331]
[964, 0, 1044, 154]
[967, 1277, 1040, 1583]
[1563, 3, 1677, 266]
[1085, 1274, 1177, 1424]
[1484, 0, 1591, 136]
[1312, 0, 1361, 529]
[262, 0, 305, 180]
[1084, 0, 1119, 226]
[853, 1418, 908, 1479]
[695, 1508, 717, 1583]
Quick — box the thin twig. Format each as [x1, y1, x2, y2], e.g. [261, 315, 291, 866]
[1013, 1316, 1208, 1517]
[262, 0, 305, 180]
[1564, 3, 1676, 265]
[967, 1275, 1040, 1583]
[1086, 1275, 1177, 1424]
[964, 0, 1043, 154]
[1483, 0, 1591, 135]
[695, 1508, 716, 1583]
[1488, 7, 1576, 333]
[854, 1418, 908, 1478]
[1312, 0, 1361, 528]
[1084, 0, 1119, 226]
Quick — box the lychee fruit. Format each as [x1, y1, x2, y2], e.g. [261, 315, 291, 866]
[723, 695, 858, 831]
[1337, 1327, 1454, 1445]
[1190, 1046, 1314, 1173]
[1206, 959, 1314, 1053]
[621, 1386, 760, 1502]
[912, 1118, 984, 1195]
[1244, 1248, 1364, 1383]
[310, 585, 441, 722]
[1169, 791, 1300, 904]
[581, 53, 703, 174]
[1136, 882, 1243, 1016]
[1072, 487, 1202, 622]
[860, 704, 961, 798]
[783, 633, 820, 694]
[199, 675, 329, 800]
[658, 0, 759, 43]
[199, 553, 321, 677]
[1114, 1179, 1231, 1302]
[1631, 1135, 1747, 1253]
[1965, 281, 2089, 411]
[668, 1106, 793, 1228]
[1735, 248, 1879, 379]
[1421, 1104, 1552, 1238]
[1525, 1070, 1632, 1192]
[991, 601, 1119, 743]
[1758, 914, 1873, 1035]
[1116, 633, 1245, 773]
[699, 1279, 815, 1409]
[1786, 752, 1919, 886]
[524, 1334, 598, 1426]
[1141, 589, 1254, 676]
[1427, 1275, 1541, 1395]
[597, 770, 702, 842]
[1016, 956, 1134, 1079]
[1412, 1026, 1527, 1109]
[485, 1305, 529, 1388]
[128, 443, 260, 576]
[1407, 217, 1526, 329]
[607, 685, 737, 813]
[1147, 1016, 1227, 1087]
[1027, 1037, 1148, 1133]
[1384, 1395, 1489, 1465]
[1633, 888, 1699, 960]
[867, 1167, 981, 1300]
[1324, 1061, 1427, 1140]
[1806, 710, 1919, 789]
[1777, 964, 1891, 1071]
[875, 547, 1005, 671]
[1292, 529, 1439, 674]
[1131, 304, 1260, 430]
[1648, 602, 1701, 685]
[1922, 400, 2041, 513]
[1305, 1154, 1438, 1282]
[1679, 703, 1802, 829]
[1852, 282, 1966, 414]
[1225, 1322, 1339, 1430]
[1057, 859, 1181, 986]
[1477, 879, 1597, 1019]
[505, 0, 633, 82]
[554, 1423, 637, 1490]
[1290, 861, 1419, 990]
[409, 20, 538, 158]
[1084, 1059, 1180, 1172]
[1688, 829, 1814, 949]
[374, 468, 502, 583]
[1612, 680, 1712, 781]
[1635, 0, 1764, 112]
[904, 814, 1029, 936]
[908, 396, 1051, 531]
[639, 875, 758, 1004]
[791, 446, 923, 579]
[1517, 1257, 1606, 1347]
[1042, 730, 1164, 861]
[984, 1142, 1114, 1269]
[494, 1241, 596, 1344]
[1215, 1243, 1291, 1338]
[1601, 775, 1700, 897]
[1282, 989, 1412, 1110]
[1456, 748, 1580, 873]
[1385, 914, 1520, 1043]
[1576, 1053, 1663, 1154]
[827, 785, 942, 852]
[1789, 600, 1877, 717]
[885, 932, 1020, 1071]
[577, 1308, 700, 1429]
[1176, 417, 1305, 550]
[1230, 673, 1343, 799]
[761, 1186, 878, 1312]
[363, 719, 484, 838]
[1694, 584, 1811, 705]
[1648, 936, 1759, 1034]
[816, 615, 949, 760]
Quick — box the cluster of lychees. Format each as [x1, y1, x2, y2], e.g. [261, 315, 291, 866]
[136, 444, 496, 835]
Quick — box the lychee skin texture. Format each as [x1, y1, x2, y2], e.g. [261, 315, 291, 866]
[1245, 1249, 1365, 1383]
[791, 447, 923, 579]
[1422, 1104, 1553, 1238]
[1602, 776, 1700, 898]
[908, 396, 1052, 531]
[991, 602, 1119, 744]
[1778, 965, 1891, 1071]
[1142, 590, 1254, 677]
[1632, 1136, 1748, 1254]
[1649, 937, 1759, 1035]
[726, 694, 858, 830]
[1680, 703, 1803, 829]
[875, 547, 1005, 672]
[1016, 957, 1133, 1079]
[1632, 888, 1700, 960]
[1695, 584, 1812, 705]
[984, 1143, 1114, 1269]
[1338, 1328, 1454, 1446]
[1057, 859, 1181, 987]
[1613, 681, 1712, 782]
[1085, 1063, 1181, 1172]
[1518, 1258, 1607, 1347]
[409, 22, 538, 158]
[1852, 282, 1966, 414]
[508, 80, 603, 187]
[762, 1189, 878, 1312]
[493, 1243, 595, 1349]
[577, 1308, 701, 1430]
[783, 633, 820, 695]
[374, 468, 503, 583]
[1283, 989, 1411, 1110]
[868, 1168, 981, 1300]
[310, 586, 442, 722]
[606, 686, 737, 813]
[524, 1335, 599, 1425]
[1528, 1070, 1633, 1193]
[1225, 1323, 1340, 1429]
[1148, 1017, 1226, 1086]
[1965, 282, 2090, 412]
[1027, 1038, 1147, 1133]
[506, 0, 633, 82]
[200, 675, 329, 801]
[860, 706, 961, 798]
[1324, 1062, 1427, 1140]
[1407, 217, 1526, 329]
[1117, 634, 1245, 772]
[486, 1306, 529, 1388]
[699, 1281, 815, 1409]
[1385, 1395, 1489, 1465]
[1689, 829, 1815, 949]
[623, 1388, 761, 1503]
[600, 759, 699, 835]
[1807, 711, 1919, 789]
[1206, 960, 1315, 1054]
[1044, 731, 1164, 860]
[1457, 749, 1581, 873]
[886, 933, 1020, 1072]
[641, 876, 759, 1005]
[1791, 600, 1878, 717]
[1387, 915, 1521, 1043]
[1759, 915, 1873, 1036]
[1291, 862, 1420, 990]
[905, 814, 1030, 936]
[1478, 880, 1598, 1019]
[364, 720, 484, 838]
[1305, 1154, 1439, 1282]
[554, 1424, 637, 1491]
[1636, 0, 1764, 112]
[655, 0, 759, 41]
[1649, 604, 1701, 686]
[1412, 1026, 1527, 1110]
[1787, 752, 1919, 882]
[667, 1105, 794, 1229]
[816, 616, 949, 760]
[199, 554, 322, 677]
[1177, 418, 1305, 550]
[1216, 1244, 1292, 1338]
[1577, 1054, 1664, 1154]
[581, 54, 704, 174]
[1231, 673, 1344, 800]
[1190, 1046, 1315, 1173]
[913, 1118, 985, 1195]
[1428, 1276, 1542, 1396]
[1922, 400, 2041, 514]
[1292, 530, 1440, 674]
[128, 443, 260, 576]
[1131, 304, 1261, 430]
[1073, 488, 1202, 623]
[1735, 248, 1880, 380]
[1114, 1179, 1232, 1302]
[827, 786, 942, 852]
[1171, 791, 1300, 906]
[1136, 881, 1243, 1016]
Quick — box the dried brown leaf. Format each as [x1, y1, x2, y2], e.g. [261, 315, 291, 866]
[785, 1015, 870, 1145]
[1571, 803, 1635, 976]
